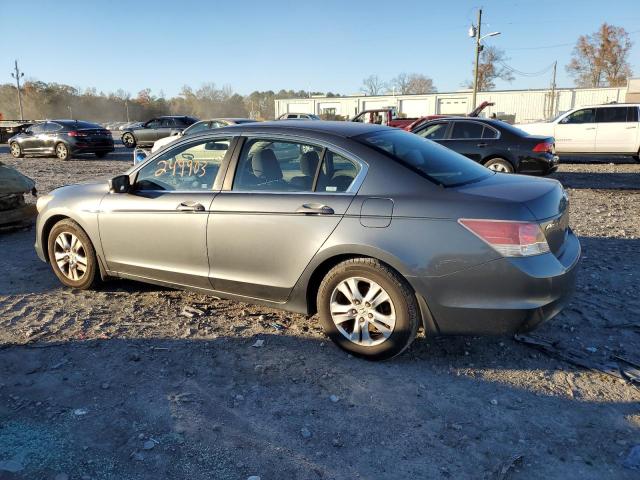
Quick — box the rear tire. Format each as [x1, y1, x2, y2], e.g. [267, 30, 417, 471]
[47, 219, 99, 290]
[484, 157, 514, 173]
[317, 258, 420, 360]
[55, 142, 71, 161]
[9, 142, 23, 158]
[122, 132, 136, 148]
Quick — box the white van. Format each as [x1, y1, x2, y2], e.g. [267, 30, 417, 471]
[516, 104, 640, 160]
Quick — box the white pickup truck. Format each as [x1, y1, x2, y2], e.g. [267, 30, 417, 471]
[516, 104, 640, 161]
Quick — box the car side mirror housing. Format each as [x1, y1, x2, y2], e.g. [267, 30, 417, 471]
[109, 174, 131, 193]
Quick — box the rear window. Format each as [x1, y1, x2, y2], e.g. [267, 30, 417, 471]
[355, 129, 492, 187]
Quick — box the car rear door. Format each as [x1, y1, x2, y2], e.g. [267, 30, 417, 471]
[98, 136, 235, 289]
[554, 108, 596, 153]
[595, 106, 639, 153]
[207, 135, 365, 302]
[444, 120, 486, 162]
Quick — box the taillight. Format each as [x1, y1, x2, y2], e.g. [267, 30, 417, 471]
[532, 142, 554, 153]
[459, 219, 550, 257]
[67, 131, 87, 137]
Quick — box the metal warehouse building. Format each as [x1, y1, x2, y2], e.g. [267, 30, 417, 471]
[275, 86, 629, 123]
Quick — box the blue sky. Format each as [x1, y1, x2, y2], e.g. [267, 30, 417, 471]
[5, 0, 640, 97]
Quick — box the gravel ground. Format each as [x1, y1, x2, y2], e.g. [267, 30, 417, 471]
[1, 145, 639, 480]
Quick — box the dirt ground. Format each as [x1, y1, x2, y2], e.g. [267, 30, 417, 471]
[1, 145, 639, 480]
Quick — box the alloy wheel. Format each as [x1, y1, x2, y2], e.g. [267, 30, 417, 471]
[10, 143, 20, 157]
[53, 232, 87, 281]
[487, 162, 510, 172]
[329, 276, 396, 346]
[56, 144, 68, 159]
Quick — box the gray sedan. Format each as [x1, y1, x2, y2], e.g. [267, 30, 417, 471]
[34, 121, 580, 359]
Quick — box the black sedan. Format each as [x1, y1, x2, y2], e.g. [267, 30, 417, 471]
[9, 120, 114, 161]
[121, 116, 198, 148]
[411, 117, 558, 175]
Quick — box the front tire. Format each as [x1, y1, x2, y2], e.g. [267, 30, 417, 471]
[10, 142, 23, 158]
[122, 133, 136, 148]
[317, 258, 420, 360]
[484, 157, 514, 173]
[55, 142, 71, 161]
[47, 219, 99, 290]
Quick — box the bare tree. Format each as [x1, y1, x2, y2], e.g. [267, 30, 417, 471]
[466, 46, 514, 91]
[391, 73, 436, 94]
[566, 23, 633, 87]
[361, 75, 386, 96]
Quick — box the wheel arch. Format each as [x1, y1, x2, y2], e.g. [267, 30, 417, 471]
[40, 213, 109, 280]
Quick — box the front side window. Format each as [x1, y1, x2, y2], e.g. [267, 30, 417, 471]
[29, 124, 46, 134]
[233, 139, 323, 192]
[146, 119, 161, 128]
[44, 122, 62, 132]
[563, 108, 595, 124]
[135, 138, 231, 191]
[356, 129, 491, 188]
[596, 107, 630, 123]
[416, 122, 449, 140]
[451, 121, 484, 139]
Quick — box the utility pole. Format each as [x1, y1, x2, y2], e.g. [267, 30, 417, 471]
[68, 105, 73, 119]
[125, 100, 130, 122]
[472, 8, 482, 110]
[11, 60, 25, 120]
[549, 61, 557, 119]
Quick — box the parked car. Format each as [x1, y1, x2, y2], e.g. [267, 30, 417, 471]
[276, 113, 321, 120]
[121, 116, 198, 148]
[9, 120, 114, 161]
[151, 118, 258, 152]
[411, 117, 558, 174]
[516, 104, 640, 161]
[34, 122, 579, 360]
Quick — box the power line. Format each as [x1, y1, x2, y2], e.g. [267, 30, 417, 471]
[498, 61, 556, 77]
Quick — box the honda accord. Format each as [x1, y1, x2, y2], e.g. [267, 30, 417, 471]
[34, 122, 580, 359]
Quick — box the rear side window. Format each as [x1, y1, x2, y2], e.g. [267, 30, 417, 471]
[356, 129, 492, 187]
[161, 118, 176, 127]
[316, 151, 361, 193]
[629, 106, 639, 122]
[596, 107, 628, 123]
[233, 139, 323, 192]
[416, 122, 448, 140]
[451, 121, 484, 139]
[482, 126, 498, 139]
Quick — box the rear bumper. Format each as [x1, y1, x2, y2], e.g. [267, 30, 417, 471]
[517, 153, 559, 175]
[69, 140, 114, 154]
[409, 230, 581, 335]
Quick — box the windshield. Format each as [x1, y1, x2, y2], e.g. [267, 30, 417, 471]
[355, 129, 492, 187]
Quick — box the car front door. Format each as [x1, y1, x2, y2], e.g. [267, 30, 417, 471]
[21, 124, 46, 152]
[98, 136, 235, 288]
[595, 106, 640, 153]
[444, 121, 486, 162]
[207, 136, 365, 301]
[554, 108, 596, 153]
[136, 119, 161, 144]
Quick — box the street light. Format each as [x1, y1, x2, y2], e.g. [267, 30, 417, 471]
[471, 8, 502, 110]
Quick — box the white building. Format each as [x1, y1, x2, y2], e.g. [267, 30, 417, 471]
[275, 86, 629, 123]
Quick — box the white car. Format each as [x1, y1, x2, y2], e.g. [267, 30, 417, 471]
[151, 118, 257, 153]
[516, 104, 639, 160]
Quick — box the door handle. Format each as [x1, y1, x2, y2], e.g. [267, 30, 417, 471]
[585, 127, 596, 130]
[626, 126, 637, 129]
[476, 142, 488, 147]
[176, 201, 205, 212]
[296, 203, 334, 215]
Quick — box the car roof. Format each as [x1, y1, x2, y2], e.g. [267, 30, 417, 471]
[218, 120, 389, 138]
[418, 116, 503, 126]
[579, 103, 640, 108]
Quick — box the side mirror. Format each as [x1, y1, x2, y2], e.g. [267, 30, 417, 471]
[109, 174, 131, 193]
